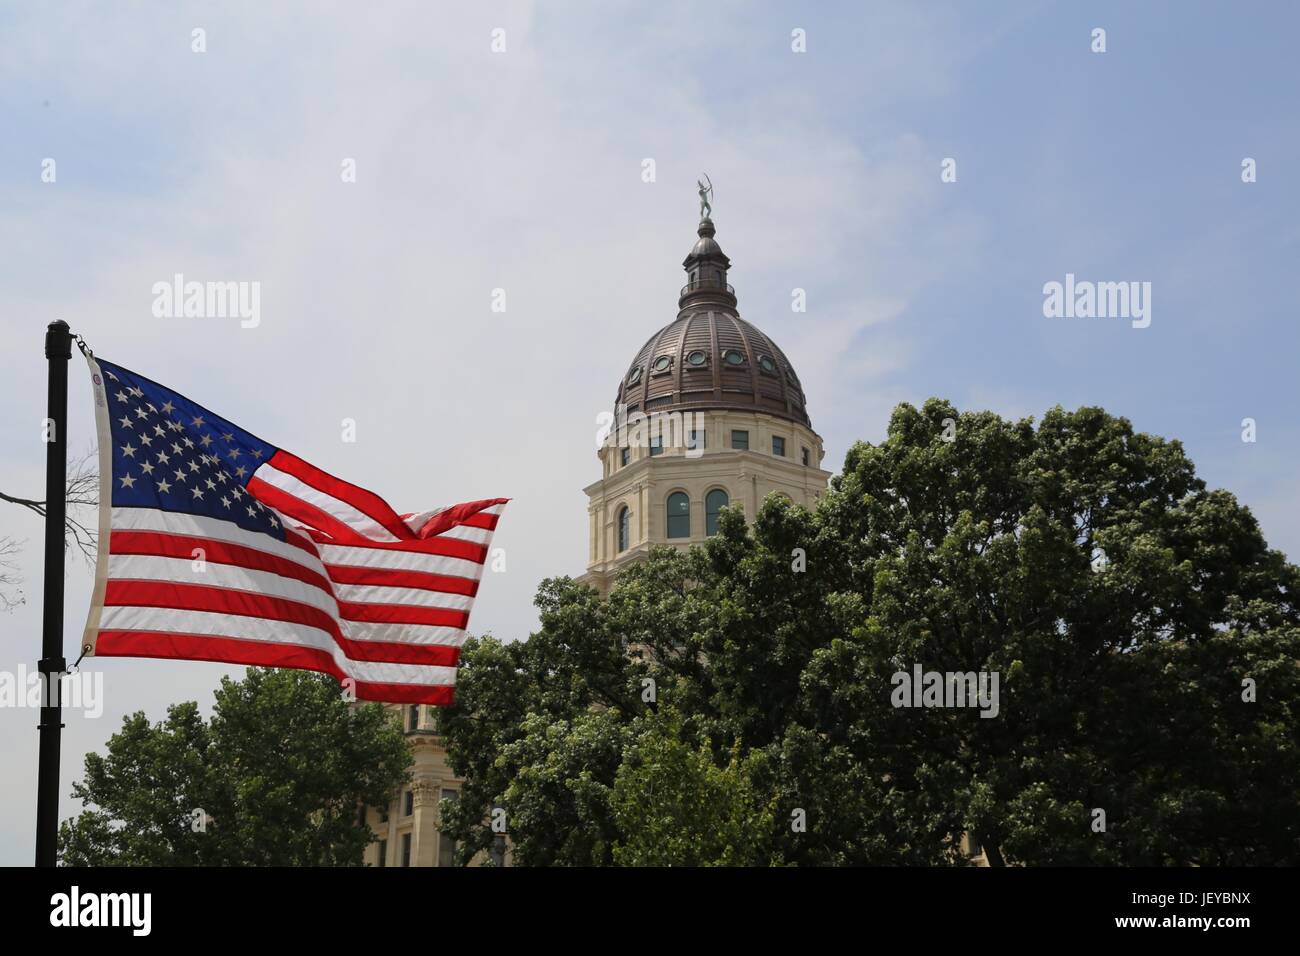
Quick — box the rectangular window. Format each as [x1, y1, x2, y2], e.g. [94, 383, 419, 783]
[378, 839, 387, 867]
[620, 446, 630, 467]
[439, 789, 460, 867]
[649, 436, 663, 457]
[490, 835, 507, 868]
[404, 790, 414, 817]
[380, 805, 389, 823]
[731, 430, 749, 450]
[801, 446, 810, 466]
[772, 436, 786, 457]
[666, 493, 691, 539]
[407, 704, 419, 732]
[401, 833, 412, 868]
[687, 429, 706, 451]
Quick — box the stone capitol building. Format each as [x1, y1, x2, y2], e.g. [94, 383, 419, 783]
[365, 200, 831, 866]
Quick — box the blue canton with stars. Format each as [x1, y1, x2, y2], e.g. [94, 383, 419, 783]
[96, 358, 287, 540]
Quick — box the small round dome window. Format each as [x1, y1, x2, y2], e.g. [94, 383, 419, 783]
[628, 366, 642, 385]
[759, 355, 776, 373]
[653, 356, 672, 372]
[724, 350, 745, 366]
[687, 350, 707, 366]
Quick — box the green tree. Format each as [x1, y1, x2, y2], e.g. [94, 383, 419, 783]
[440, 400, 1300, 866]
[438, 563, 717, 866]
[58, 668, 411, 866]
[437, 577, 644, 866]
[611, 707, 777, 866]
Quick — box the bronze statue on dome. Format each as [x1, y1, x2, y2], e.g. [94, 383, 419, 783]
[697, 174, 713, 219]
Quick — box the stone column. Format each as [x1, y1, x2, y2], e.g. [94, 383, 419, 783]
[411, 777, 439, 867]
[636, 481, 649, 545]
[384, 801, 398, 865]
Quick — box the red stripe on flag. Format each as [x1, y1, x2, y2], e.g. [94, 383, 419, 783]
[95, 630, 455, 704]
[324, 563, 480, 596]
[337, 600, 471, 629]
[415, 498, 510, 539]
[268, 450, 414, 541]
[248, 475, 372, 544]
[281, 525, 322, 556]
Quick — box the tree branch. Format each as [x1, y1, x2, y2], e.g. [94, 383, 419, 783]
[0, 447, 99, 608]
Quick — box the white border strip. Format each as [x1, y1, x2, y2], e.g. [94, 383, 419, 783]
[81, 354, 114, 657]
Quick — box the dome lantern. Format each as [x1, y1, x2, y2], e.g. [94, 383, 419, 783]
[679, 217, 736, 310]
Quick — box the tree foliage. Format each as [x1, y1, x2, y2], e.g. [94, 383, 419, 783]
[441, 400, 1300, 865]
[59, 668, 411, 866]
[611, 707, 777, 866]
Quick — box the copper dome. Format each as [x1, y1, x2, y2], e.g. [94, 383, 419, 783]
[615, 217, 810, 428]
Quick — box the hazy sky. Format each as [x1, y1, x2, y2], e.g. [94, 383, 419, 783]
[2, 1, 1297, 865]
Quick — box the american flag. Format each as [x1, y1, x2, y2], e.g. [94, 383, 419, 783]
[81, 356, 507, 704]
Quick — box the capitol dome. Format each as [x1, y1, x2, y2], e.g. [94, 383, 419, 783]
[614, 217, 811, 428]
[581, 205, 831, 595]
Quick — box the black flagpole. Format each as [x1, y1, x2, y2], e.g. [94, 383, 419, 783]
[35, 319, 72, 867]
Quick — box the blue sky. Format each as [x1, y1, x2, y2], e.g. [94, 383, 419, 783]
[1, 1, 1297, 865]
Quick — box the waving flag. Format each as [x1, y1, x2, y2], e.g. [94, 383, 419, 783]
[81, 355, 507, 704]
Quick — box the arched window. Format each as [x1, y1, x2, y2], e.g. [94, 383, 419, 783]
[617, 506, 630, 553]
[666, 492, 690, 539]
[705, 488, 729, 536]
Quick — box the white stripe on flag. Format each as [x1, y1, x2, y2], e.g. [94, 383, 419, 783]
[341, 620, 467, 646]
[315, 542, 484, 581]
[331, 582, 475, 611]
[438, 525, 495, 545]
[107, 553, 339, 616]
